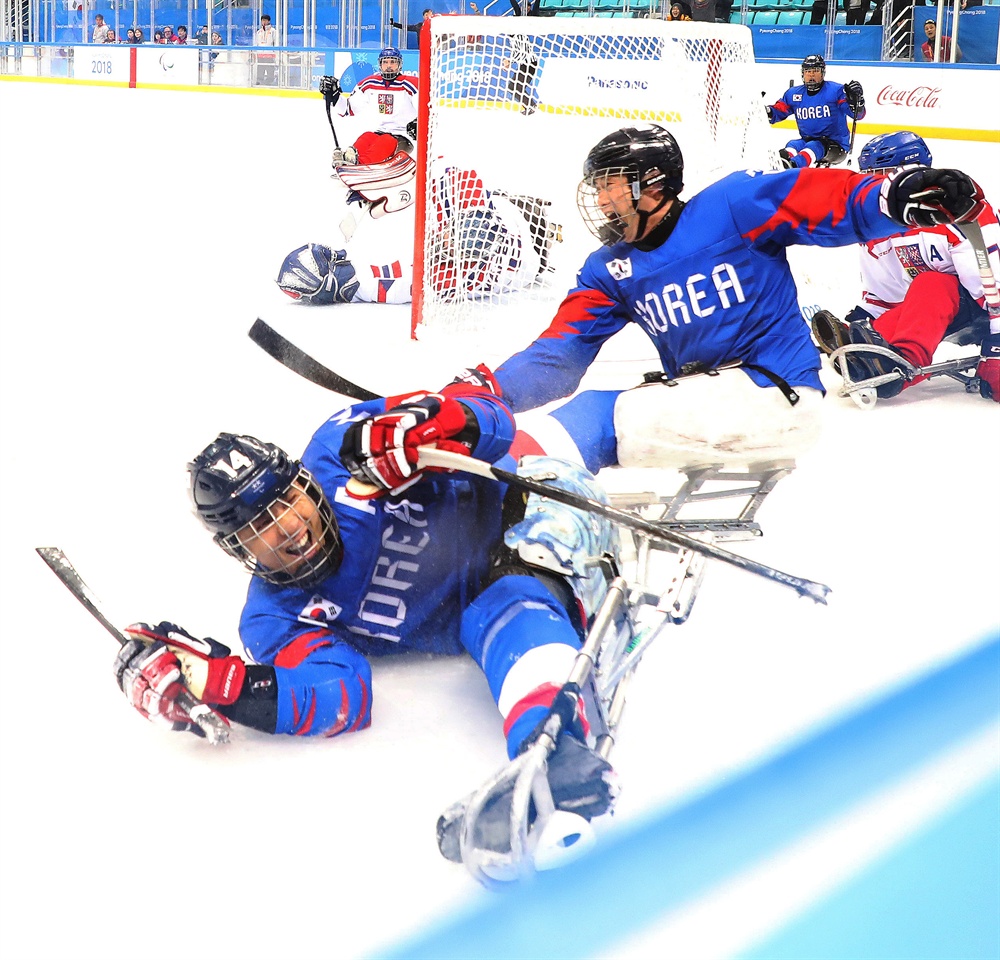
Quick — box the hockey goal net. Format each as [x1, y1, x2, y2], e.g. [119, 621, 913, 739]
[412, 16, 778, 344]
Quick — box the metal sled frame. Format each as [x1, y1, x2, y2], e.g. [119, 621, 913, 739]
[452, 461, 794, 885]
[829, 343, 980, 409]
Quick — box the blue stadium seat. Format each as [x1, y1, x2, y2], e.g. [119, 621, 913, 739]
[752, 10, 781, 23]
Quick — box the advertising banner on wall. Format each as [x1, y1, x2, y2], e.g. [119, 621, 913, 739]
[70, 44, 132, 83]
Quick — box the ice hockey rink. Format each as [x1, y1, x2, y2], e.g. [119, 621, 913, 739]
[0, 78, 997, 959]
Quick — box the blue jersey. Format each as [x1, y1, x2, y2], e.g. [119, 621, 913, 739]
[769, 80, 864, 149]
[494, 168, 896, 412]
[237, 388, 520, 736]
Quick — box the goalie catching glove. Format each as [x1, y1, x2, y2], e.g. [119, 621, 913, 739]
[114, 622, 244, 737]
[340, 392, 478, 495]
[880, 168, 986, 228]
[277, 244, 360, 304]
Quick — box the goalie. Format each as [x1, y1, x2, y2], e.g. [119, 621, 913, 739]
[275, 165, 558, 305]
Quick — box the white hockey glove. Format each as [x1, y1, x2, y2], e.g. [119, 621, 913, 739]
[276, 243, 361, 304]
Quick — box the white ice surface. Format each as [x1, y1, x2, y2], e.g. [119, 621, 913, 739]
[0, 81, 998, 960]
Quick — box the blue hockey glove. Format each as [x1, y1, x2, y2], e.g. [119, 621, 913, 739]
[881, 168, 987, 228]
[276, 243, 360, 304]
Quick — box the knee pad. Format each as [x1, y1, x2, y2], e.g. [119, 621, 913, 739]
[502, 456, 619, 623]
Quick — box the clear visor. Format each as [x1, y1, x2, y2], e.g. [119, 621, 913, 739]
[219, 467, 341, 587]
[380, 57, 402, 77]
[576, 167, 641, 246]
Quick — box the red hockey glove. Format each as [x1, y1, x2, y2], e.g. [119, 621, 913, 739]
[977, 332, 1000, 402]
[114, 622, 245, 735]
[340, 393, 475, 495]
[444, 363, 503, 398]
[881, 168, 986, 228]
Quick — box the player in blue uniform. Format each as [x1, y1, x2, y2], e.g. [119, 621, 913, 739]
[468, 124, 984, 475]
[767, 54, 865, 169]
[112, 375, 616, 825]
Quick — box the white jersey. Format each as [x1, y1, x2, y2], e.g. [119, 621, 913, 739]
[335, 73, 419, 139]
[859, 208, 1000, 322]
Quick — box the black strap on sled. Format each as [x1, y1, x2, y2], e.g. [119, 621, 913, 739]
[642, 360, 800, 406]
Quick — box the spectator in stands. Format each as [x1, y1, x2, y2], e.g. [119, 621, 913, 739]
[176, 25, 189, 44]
[845, 0, 869, 25]
[390, 8, 432, 49]
[154, 30, 164, 43]
[134, 27, 145, 43]
[105, 28, 120, 43]
[125, 28, 136, 43]
[921, 19, 962, 61]
[92, 13, 109, 43]
[690, 0, 716, 21]
[715, 0, 733, 22]
[809, 0, 838, 25]
[667, 2, 693, 20]
[196, 25, 209, 43]
[162, 25, 175, 43]
[255, 14, 278, 85]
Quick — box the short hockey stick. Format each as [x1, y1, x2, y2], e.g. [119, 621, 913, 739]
[248, 319, 379, 400]
[955, 219, 1000, 319]
[415, 448, 832, 604]
[35, 548, 230, 745]
[324, 90, 340, 149]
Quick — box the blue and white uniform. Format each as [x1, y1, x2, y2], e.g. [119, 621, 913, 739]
[235, 387, 595, 752]
[493, 168, 899, 472]
[768, 80, 864, 167]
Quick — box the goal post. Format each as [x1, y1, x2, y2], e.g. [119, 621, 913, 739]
[413, 16, 778, 342]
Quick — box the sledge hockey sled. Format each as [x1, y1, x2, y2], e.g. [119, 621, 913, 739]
[829, 342, 981, 409]
[436, 460, 795, 885]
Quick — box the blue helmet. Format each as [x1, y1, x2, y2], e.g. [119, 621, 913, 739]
[378, 46, 402, 80]
[858, 131, 933, 173]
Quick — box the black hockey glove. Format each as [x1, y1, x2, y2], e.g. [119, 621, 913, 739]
[844, 79, 864, 112]
[318, 75, 340, 104]
[880, 168, 987, 228]
[406, 118, 418, 141]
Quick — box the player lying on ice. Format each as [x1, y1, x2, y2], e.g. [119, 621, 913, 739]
[808, 131, 1000, 403]
[275, 165, 559, 306]
[766, 54, 865, 170]
[423, 123, 985, 476]
[113, 372, 620, 859]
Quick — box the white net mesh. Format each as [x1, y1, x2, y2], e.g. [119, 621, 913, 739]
[414, 17, 779, 344]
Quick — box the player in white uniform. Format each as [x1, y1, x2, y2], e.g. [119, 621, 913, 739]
[811, 132, 1000, 401]
[320, 48, 419, 167]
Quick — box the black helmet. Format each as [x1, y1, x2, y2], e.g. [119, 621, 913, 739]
[189, 433, 342, 587]
[578, 124, 684, 246]
[801, 54, 826, 93]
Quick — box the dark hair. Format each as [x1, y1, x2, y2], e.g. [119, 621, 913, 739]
[261, 14, 271, 21]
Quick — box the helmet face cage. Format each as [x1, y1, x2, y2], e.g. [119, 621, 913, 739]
[576, 166, 643, 246]
[217, 466, 343, 588]
[802, 55, 826, 93]
[379, 47, 402, 80]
